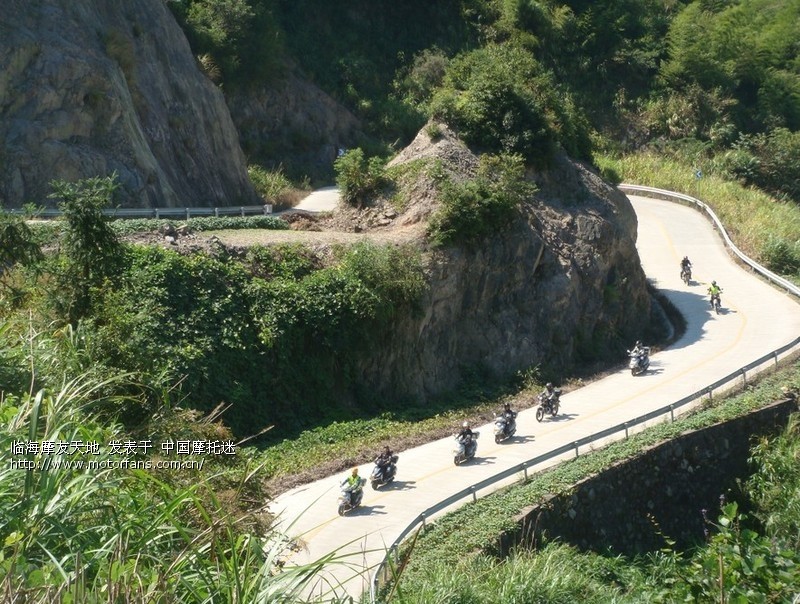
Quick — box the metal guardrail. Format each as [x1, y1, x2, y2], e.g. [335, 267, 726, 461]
[619, 184, 800, 296]
[3, 204, 273, 220]
[369, 185, 800, 603]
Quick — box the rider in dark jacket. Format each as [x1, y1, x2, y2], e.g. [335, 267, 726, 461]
[375, 446, 394, 469]
[499, 402, 517, 434]
[680, 256, 692, 279]
[458, 421, 474, 440]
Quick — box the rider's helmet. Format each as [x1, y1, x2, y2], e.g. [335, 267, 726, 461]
[503, 402, 511, 411]
[383, 446, 390, 455]
[683, 256, 688, 261]
[462, 421, 470, 428]
[351, 467, 359, 476]
[546, 382, 554, 391]
[635, 340, 642, 348]
[712, 280, 717, 286]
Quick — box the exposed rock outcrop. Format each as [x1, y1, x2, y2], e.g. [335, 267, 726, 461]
[0, 0, 259, 208]
[226, 69, 364, 182]
[355, 125, 653, 400]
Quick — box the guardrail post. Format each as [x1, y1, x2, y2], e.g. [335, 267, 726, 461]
[707, 386, 713, 402]
[185, 208, 190, 220]
[522, 461, 528, 481]
[470, 485, 477, 502]
[421, 513, 426, 531]
[669, 404, 675, 422]
[240, 206, 245, 217]
[740, 368, 747, 385]
[155, 208, 160, 219]
[574, 442, 579, 458]
[214, 207, 219, 217]
[774, 351, 779, 368]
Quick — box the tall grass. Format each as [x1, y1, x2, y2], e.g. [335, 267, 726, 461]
[0, 372, 352, 602]
[596, 152, 800, 281]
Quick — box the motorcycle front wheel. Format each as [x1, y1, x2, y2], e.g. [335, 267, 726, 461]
[536, 407, 545, 422]
[338, 504, 347, 516]
[551, 402, 559, 416]
[371, 480, 379, 490]
[495, 433, 502, 444]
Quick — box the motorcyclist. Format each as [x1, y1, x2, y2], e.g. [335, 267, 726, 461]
[538, 383, 559, 411]
[680, 256, 692, 278]
[499, 402, 517, 433]
[707, 281, 722, 307]
[375, 446, 394, 469]
[456, 421, 477, 458]
[342, 467, 362, 490]
[539, 382, 557, 403]
[340, 467, 364, 508]
[374, 446, 396, 479]
[501, 402, 517, 422]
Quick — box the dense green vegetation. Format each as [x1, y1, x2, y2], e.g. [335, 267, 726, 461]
[3, 0, 800, 601]
[170, 0, 800, 211]
[3, 221, 425, 437]
[427, 153, 537, 247]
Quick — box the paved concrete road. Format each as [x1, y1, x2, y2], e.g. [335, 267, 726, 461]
[293, 186, 340, 212]
[269, 194, 800, 602]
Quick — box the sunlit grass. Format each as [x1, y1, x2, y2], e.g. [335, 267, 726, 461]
[597, 151, 800, 282]
[0, 371, 354, 603]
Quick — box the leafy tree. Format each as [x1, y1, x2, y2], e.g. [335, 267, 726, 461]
[430, 43, 592, 164]
[48, 176, 123, 324]
[660, 0, 800, 133]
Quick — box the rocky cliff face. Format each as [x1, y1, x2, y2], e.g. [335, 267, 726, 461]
[0, 0, 259, 208]
[356, 127, 653, 400]
[226, 70, 364, 183]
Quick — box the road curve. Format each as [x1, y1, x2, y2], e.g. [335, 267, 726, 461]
[268, 194, 800, 602]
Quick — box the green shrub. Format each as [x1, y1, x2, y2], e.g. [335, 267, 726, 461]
[334, 148, 388, 207]
[0, 213, 42, 288]
[428, 153, 536, 247]
[430, 45, 556, 164]
[762, 236, 800, 276]
[48, 176, 124, 324]
[247, 164, 304, 210]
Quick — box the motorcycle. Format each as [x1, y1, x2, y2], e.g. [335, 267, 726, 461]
[493, 413, 517, 443]
[628, 347, 650, 376]
[370, 455, 398, 490]
[681, 266, 692, 285]
[453, 431, 479, 465]
[535, 389, 562, 422]
[337, 477, 366, 516]
[710, 293, 722, 314]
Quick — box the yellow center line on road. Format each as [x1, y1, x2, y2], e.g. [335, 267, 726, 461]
[286, 210, 750, 551]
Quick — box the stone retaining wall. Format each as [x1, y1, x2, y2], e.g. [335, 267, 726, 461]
[499, 398, 798, 557]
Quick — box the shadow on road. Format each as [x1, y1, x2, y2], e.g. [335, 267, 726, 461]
[347, 505, 387, 517]
[380, 480, 416, 491]
[462, 456, 497, 466]
[540, 413, 577, 423]
[655, 288, 713, 352]
[507, 435, 535, 444]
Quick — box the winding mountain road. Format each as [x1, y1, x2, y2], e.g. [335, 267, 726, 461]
[269, 193, 800, 602]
